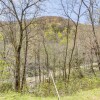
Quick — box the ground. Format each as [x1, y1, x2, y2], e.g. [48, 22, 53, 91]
[0, 88, 100, 100]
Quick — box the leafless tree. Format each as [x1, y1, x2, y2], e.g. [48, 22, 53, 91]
[82, 0, 100, 71]
[0, 0, 44, 92]
[60, 0, 84, 81]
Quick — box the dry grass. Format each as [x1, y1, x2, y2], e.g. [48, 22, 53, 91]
[0, 88, 100, 100]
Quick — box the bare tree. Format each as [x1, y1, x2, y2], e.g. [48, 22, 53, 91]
[0, 0, 44, 92]
[60, 0, 84, 81]
[82, 0, 100, 71]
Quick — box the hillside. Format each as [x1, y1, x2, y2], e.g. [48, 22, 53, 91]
[0, 16, 100, 96]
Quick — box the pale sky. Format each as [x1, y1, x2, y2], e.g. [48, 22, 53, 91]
[40, 0, 87, 23]
[1, 0, 99, 24]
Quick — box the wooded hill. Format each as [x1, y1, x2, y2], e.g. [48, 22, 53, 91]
[0, 16, 100, 93]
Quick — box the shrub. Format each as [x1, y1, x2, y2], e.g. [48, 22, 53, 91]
[0, 82, 13, 92]
[33, 77, 100, 96]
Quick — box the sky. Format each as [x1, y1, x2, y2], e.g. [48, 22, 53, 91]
[0, 0, 95, 24]
[39, 0, 88, 24]
[5, 0, 88, 23]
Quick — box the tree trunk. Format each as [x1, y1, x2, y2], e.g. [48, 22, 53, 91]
[21, 31, 28, 91]
[15, 51, 21, 92]
[15, 27, 23, 92]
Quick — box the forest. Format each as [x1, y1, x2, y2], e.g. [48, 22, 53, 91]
[0, 0, 100, 100]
